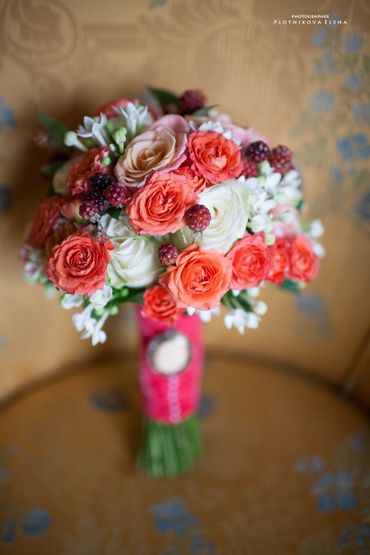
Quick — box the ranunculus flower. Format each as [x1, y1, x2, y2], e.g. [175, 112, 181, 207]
[67, 147, 111, 196]
[60, 195, 84, 221]
[267, 239, 289, 285]
[142, 284, 183, 324]
[288, 235, 319, 283]
[188, 130, 243, 183]
[162, 244, 231, 310]
[114, 115, 188, 187]
[173, 165, 209, 194]
[227, 233, 271, 289]
[47, 232, 113, 295]
[44, 221, 77, 257]
[196, 180, 249, 254]
[126, 171, 197, 235]
[26, 196, 64, 250]
[99, 213, 161, 288]
[95, 97, 131, 118]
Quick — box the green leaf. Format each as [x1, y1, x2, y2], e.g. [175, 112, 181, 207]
[279, 279, 303, 294]
[147, 86, 180, 107]
[193, 104, 218, 116]
[36, 110, 70, 147]
[106, 207, 122, 219]
[41, 160, 65, 179]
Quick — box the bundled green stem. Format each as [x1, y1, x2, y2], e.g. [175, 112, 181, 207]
[137, 415, 202, 477]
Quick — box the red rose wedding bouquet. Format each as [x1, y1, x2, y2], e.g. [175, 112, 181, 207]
[21, 87, 324, 476]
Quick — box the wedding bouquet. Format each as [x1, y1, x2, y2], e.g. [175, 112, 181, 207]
[21, 87, 324, 475]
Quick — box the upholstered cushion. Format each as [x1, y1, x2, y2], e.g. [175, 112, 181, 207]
[0, 356, 369, 553]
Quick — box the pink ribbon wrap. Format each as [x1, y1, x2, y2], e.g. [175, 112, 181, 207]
[136, 309, 203, 424]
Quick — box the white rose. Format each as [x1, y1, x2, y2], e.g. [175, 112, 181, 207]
[52, 158, 79, 195]
[196, 180, 249, 254]
[100, 214, 161, 288]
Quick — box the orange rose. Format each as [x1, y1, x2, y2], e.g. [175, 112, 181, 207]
[142, 284, 183, 324]
[173, 165, 209, 194]
[162, 244, 231, 310]
[288, 235, 319, 283]
[126, 171, 197, 235]
[67, 147, 111, 196]
[266, 239, 289, 286]
[26, 196, 64, 250]
[188, 130, 243, 183]
[47, 232, 113, 295]
[227, 233, 271, 289]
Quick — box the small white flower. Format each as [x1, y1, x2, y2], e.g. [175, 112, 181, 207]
[24, 260, 43, 283]
[312, 241, 326, 258]
[64, 131, 88, 151]
[61, 294, 83, 310]
[247, 287, 260, 298]
[278, 169, 302, 202]
[89, 286, 112, 309]
[308, 219, 324, 239]
[77, 113, 109, 146]
[72, 305, 108, 346]
[186, 306, 220, 322]
[114, 102, 153, 138]
[224, 308, 260, 334]
[197, 121, 239, 144]
[254, 300, 268, 316]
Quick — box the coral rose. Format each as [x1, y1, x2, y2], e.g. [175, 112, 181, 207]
[267, 239, 289, 286]
[26, 196, 64, 250]
[114, 115, 188, 187]
[142, 284, 183, 324]
[67, 147, 111, 196]
[227, 233, 271, 289]
[47, 232, 113, 295]
[162, 244, 231, 310]
[126, 171, 197, 235]
[288, 235, 319, 283]
[173, 165, 209, 194]
[188, 130, 243, 183]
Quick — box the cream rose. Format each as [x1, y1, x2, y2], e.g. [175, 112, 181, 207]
[195, 180, 250, 254]
[100, 214, 161, 288]
[114, 115, 188, 187]
[52, 159, 79, 195]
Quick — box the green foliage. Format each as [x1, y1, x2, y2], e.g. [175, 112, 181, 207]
[137, 415, 202, 477]
[36, 110, 70, 147]
[279, 279, 305, 294]
[147, 86, 180, 107]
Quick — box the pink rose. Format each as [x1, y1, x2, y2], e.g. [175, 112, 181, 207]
[288, 235, 319, 283]
[142, 284, 183, 324]
[126, 171, 197, 235]
[67, 147, 112, 196]
[227, 233, 271, 289]
[114, 115, 188, 187]
[47, 232, 113, 295]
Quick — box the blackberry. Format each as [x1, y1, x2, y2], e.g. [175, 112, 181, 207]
[269, 145, 294, 175]
[79, 198, 105, 220]
[242, 158, 258, 178]
[185, 204, 211, 232]
[158, 243, 179, 266]
[180, 89, 206, 115]
[89, 172, 115, 194]
[104, 183, 127, 207]
[245, 141, 271, 163]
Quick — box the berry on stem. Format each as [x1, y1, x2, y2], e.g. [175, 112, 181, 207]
[79, 198, 105, 220]
[185, 204, 211, 232]
[241, 158, 258, 178]
[245, 141, 271, 163]
[268, 145, 294, 175]
[104, 183, 127, 207]
[180, 89, 206, 115]
[158, 243, 179, 266]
